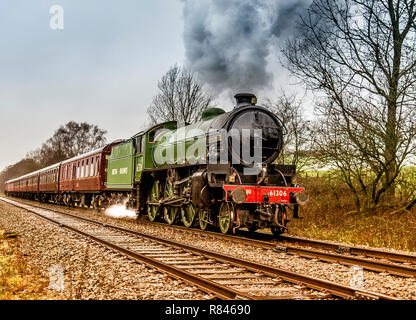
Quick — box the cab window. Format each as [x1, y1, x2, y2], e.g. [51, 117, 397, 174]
[148, 126, 166, 143]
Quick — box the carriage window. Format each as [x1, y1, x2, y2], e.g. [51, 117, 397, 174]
[77, 162, 80, 179]
[86, 159, 89, 177]
[96, 157, 100, 176]
[90, 158, 94, 177]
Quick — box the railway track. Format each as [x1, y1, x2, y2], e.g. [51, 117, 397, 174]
[4, 197, 416, 278]
[129, 218, 416, 278]
[0, 197, 400, 300]
[278, 234, 416, 265]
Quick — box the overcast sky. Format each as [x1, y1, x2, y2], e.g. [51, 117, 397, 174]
[0, 0, 307, 171]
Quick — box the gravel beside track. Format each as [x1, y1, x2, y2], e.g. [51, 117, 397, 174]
[0, 200, 210, 300]
[4, 198, 416, 299]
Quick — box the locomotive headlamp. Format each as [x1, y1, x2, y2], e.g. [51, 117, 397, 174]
[295, 191, 309, 206]
[251, 96, 257, 105]
[231, 188, 247, 204]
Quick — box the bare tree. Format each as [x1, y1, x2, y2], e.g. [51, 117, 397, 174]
[31, 121, 107, 167]
[1, 121, 107, 191]
[147, 65, 214, 124]
[282, 0, 416, 210]
[265, 93, 314, 172]
[0, 158, 40, 192]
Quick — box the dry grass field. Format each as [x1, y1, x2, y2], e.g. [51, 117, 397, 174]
[0, 229, 51, 299]
[288, 175, 416, 252]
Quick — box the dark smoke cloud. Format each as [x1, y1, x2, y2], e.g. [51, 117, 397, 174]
[182, 0, 311, 95]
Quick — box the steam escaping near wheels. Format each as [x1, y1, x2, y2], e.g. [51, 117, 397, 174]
[105, 204, 137, 219]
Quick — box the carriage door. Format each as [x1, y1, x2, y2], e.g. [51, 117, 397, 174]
[135, 135, 144, 182]
[72, 164, 77, 191]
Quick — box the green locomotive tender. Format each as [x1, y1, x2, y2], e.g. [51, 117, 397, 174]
[104, 93, 307, 235]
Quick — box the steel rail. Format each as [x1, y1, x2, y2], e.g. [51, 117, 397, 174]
[0, 198, 254, 300]
[130, 216, 416, 267]
[4, 197, 416, 277]
[0, 197, 399, 300]
[127, 218, 416, 278]
[278, 234, 416, 264]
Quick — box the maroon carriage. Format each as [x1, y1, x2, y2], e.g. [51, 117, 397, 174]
[37, 163, 60, 202]
[59, 142, 120, 207]
[5, 171, 39, 198]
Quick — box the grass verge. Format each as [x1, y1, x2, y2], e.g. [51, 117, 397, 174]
[288, 175, 416, 252]
[0, 230, 52, 299]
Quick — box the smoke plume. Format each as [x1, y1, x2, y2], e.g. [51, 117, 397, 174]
[182, 0, 311, 95]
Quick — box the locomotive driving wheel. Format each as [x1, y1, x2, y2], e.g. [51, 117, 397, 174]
[163, 179, 178, 225]
[147, 180, 160, 222]
[164, 207, 178, 225]
[163, 169, 179, 224]
[181, 203, 196, 228]
[219, 202, 234, 234]
[198, 208, 210, 231]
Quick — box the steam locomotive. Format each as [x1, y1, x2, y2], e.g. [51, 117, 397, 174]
[5, 93, 307, 236]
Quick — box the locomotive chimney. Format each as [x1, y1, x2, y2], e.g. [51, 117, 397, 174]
[234, 93, 257, 107]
